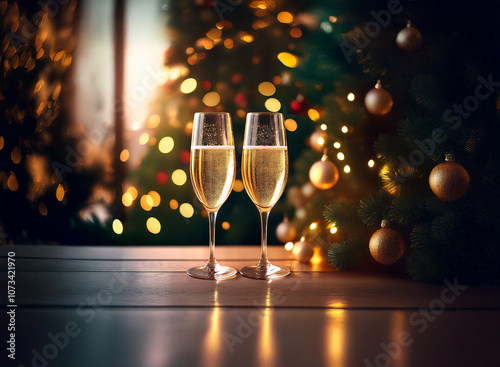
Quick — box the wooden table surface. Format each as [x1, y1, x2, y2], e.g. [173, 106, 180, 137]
[1, 245, 499, 367]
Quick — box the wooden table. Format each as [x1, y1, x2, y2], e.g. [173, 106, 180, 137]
[1, 245, 499, 367]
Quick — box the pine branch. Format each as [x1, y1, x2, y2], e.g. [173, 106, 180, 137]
[357, 190, 392, 226]
[327, 239, 365, 270]
[324, 200, 359, 233]
[388, 196, 426, 225]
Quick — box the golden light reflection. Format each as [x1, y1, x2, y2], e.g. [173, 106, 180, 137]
[202, 284, 221, 367]
[325, 306, 346, 367]
[389, 311, 409, 367]
[259, 285, 275, 367]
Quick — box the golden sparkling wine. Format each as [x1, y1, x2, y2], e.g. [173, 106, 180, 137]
[242, 146, 288, 211]
[191, 146, 235, 210]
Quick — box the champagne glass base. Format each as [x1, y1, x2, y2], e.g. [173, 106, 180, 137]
[187, 263, 238, 280]
[240, 263, 290, 280]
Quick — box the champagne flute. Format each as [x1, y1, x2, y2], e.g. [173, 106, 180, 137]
[188, 112, 238, 280]
[240, 112, 290, 280]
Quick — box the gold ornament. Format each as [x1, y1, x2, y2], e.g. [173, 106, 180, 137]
[287, 186, 307, 208]
[429, 154, 470, 201]
[369, 220, 405, 265]
[292, 240, 315, 263]
[309, 154, 339, 190]
[364, 80, 393, 115]
[276, 217, 297, 243]
[396, 21, 423, 51]
[309, 128, 326, 152]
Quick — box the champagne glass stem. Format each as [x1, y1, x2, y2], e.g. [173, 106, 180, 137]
[257, 210, 270, 269]
[207, 210, 217, 267]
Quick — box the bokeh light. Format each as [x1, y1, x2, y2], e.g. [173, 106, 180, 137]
[122, 192, 134, 207]
[341, 126, 348, 133]
[120, 149, 129, 162]
[203, 91, 220, 107]
[258, 81, 276, 96]
[308, 108, 320, 121]
[277, 52, 299, 68]
[265, 98, 281, 112]
[127, 186, 138, 200]
[148, 191, 161, 207]
[180, 78, 197, 94]
[222, 221, 230, 230]
[285, 242, 294, 251]
[333, 142, 341, 149]
[347, 93, 355, 101]
[147, 114, 160, 128]
[179, 203, 194, 218]
[172, 169, 187, 186]
[344, 165, 351, 173]
[233, 179, 244, 192]
[157, 171, 168, 185]
[169, 199, 179, 210]
[140, 195, 154, 211]
[277, 11, 293, 23]
[113, 219, 123, 235]
[337, 152, 345, 161]
[146, 217, 161, 234]
[368, 159, 375, 168]
[284, 118, 297, 132]
[56, 184, 65, 201]
[159, 137, 174, 153]
[139, 133, 149, 145]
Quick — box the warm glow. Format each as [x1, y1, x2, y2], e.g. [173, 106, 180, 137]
[308, 109, 320, 121]
[146, 217, 161, 234]
[206, 28, 222, 40]
[285, 242, 294, 251]
[330, 226, 338, 234]
[127, 186, 138, 200]
[56, 184, 65, 201]
[277, 52, 299, 68]
[337, 152, 345, 161]
[237, 109, 246, 118]
[341, 126, 348, 133]
[277, 11, 293, 23]
[320, 124, 327, 131]
[169, 199, 179, 210]
[179, 203, 194, 218]
[7, 172, 18, 191]
[172, 169, 187, 186]
[224, 38, 233, 49]
[39, 202, 48, 216]
[120, 149, 129, 162]
[0, 136, 4, 150]
[122, 192, 134, 207]
[284, 118, 297, 132]
[368, 159, 375, 167]
[180, 78, 197, 94]
[159, 137, 174, 154]
[233, 179, 244, 192]
[147, 114, 161, 129]
[310, 222, 318, 230]
[240, 34, 254, 43]
[333, 142, 341, 149]
[140, 195, 154, 211]
[203, 91, 221, 107]
[258, 82, 276, 96]
[112, 219, 123, 235]
[139, 133, 150, 145]
[344, 165, 351, 173]
[265, 98, 281, 112]
[318, 137, 325, 146]
[221, 221, 230, 230]
[290, 27, 302, 38]
[148, 191, 161, 207]
[347, 93, 355, 101]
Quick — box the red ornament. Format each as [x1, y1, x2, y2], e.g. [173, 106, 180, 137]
[157, 171, 169, 185]
[231, 74, 242, 83]
[290, 93, 310, 115]
[179, 150, 190, 164]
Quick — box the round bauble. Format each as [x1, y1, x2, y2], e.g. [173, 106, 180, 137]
[287, 186, 307, 208]
[276, 218, 297, 243]
[369, 220, 405, 265]
[364, 80, 393, 115]
[309, 155, 339, 190]
[309, 128, 325, 152]
[290, 93, 310, 115]
[429, 154, 470, 201]
[396, 22, 423, 51]
[292, 240, 314, 263]
[301, 182, 316, 198]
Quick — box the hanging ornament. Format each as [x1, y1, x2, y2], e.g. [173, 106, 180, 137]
[292, 238, 315, 263]
[429, 154, 470, 201]
[290, 93, 310, 115]
[287, 186, 307, 208]
[276, 216, 297, 243]
[364, 80, 393, 115]
[301, 182, 316, 199]
[309, 152, 339, 190]
[369, 220, 405, 265]
[396, 21, 423, 51]
[308, 128, 326, 152]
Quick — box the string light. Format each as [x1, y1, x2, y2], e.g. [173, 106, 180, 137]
[347, 93, 355, 101]
[310, 222, 318, 230]
[330, 226, 338, 234]
[341, 126, 348, 133]
[285, 242, 294, 251]
[320, 124, 327, 130]
[368, 159, 375, 167]
[317, 137, 325, 146]
[333, 142, 341, 149]
[337, 152, 345, 160]
[344, 165, 351, 173]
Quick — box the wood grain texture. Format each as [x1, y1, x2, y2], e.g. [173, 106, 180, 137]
[11, 271, 500, 309]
